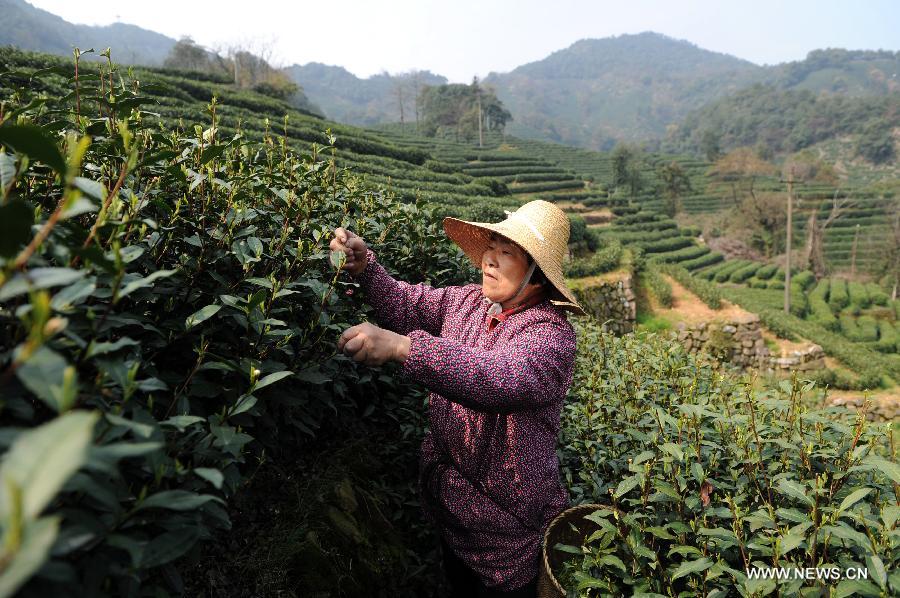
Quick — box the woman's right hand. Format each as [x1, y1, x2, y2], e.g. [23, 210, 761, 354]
[330, 227, 368, 276]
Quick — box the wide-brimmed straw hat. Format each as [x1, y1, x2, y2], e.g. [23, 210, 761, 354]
[443, 200, 587, 316]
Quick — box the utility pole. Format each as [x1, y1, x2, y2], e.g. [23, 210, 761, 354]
[784, 167, 796, 314]
[850, 223, 860, 277]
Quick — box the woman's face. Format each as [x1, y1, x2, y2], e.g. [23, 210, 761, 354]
[481, 233, 541, 303]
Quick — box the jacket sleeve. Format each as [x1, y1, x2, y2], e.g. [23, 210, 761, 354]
[399, 318, 577, 411]
[350, 247, 456, 337]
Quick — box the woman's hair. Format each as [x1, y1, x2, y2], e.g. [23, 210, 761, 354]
[527, 256, 549, 287]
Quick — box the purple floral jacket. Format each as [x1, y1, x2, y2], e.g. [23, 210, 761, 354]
[351, 248, 577, 591]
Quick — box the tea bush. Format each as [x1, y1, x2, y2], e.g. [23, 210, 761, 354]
[809, 280, 839, 331]
[0, 56, 475, 596]
[557, 322, 899, 597]
[564, 241, 625, 278]
[658, 264, 722, 309]
[643, 265, 674, 308]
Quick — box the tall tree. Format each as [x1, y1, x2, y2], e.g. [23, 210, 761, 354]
[708, 148, 776, 207]
[416, 82, 511, 141]
[657, 161, 692, 217]
[611, 144, 633, 188]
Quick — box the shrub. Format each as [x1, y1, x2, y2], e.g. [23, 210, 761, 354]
[728, 262, 761, 283]
[865, 283, 889, 306]
[643, 265, 673, 307]
[856, 315, 880, 342]
[792, 270, 816, 291]
[558, 322, 898, 596]
[564, 241, 624, 278]
[658, 264, 722, 309]
[714, 260, 750, 282]
[755, 264, 778, 280]
[721, 287, 898, 386]
[473, 177, 511, 196]
[847, 281, 871, 308]
[650, 245, 709, 265]
[828, 278, 849, 311]
[808, 280, 838, 330]
[0, 60, 475, 594]
[678, 251, 724, 271]
[875, 320, 899, 353]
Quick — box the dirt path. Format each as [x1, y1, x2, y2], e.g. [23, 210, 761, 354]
[652, 275, 754, 324]
[640, 276, 899, 419]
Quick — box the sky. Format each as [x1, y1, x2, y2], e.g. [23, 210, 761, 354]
[26, 0, 900, 83]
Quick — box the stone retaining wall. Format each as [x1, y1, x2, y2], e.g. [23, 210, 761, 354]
[675, 314, 826, 373]
[569, 274, 636, 335]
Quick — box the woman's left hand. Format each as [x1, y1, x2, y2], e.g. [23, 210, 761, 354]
[338, 323, 410, 366]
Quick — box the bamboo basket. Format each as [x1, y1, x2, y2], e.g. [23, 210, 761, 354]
[537, 503, 619, 598]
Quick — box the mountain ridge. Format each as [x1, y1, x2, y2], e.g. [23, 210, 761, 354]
[3, 0, 897, 154]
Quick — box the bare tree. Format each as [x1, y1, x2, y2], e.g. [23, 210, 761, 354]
[394, 79, 406, 123]
[885, 199, 900, 300]
[802, 189, 857, 279]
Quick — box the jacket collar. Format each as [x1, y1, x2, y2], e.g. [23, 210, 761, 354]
[483, 287, 549, 331]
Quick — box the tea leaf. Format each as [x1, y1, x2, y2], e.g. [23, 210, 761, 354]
[185, 304, 222, 330]
[776, 479, 813, 506]
[671, 556, 713, 580]
[838, 487, 873, 514]
[0, 124, 66, 174]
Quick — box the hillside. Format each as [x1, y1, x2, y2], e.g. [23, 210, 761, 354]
[4, 2, 898, 157]
[484, 32, 763, 149]
[665, 76, 900, 161]
[0, 0, 176, 64]
[284, 63, 447, 126]
[1, 46, 898, 597]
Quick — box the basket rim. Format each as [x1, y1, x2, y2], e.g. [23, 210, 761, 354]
[541, 503, 622, 594]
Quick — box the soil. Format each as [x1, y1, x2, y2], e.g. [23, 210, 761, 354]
[652, 275, 754, 324]
[645, 276, 899, 420]
[581, 209, 613, 226]
[758, 328, 816, 357]
[554, 200, 589, 213]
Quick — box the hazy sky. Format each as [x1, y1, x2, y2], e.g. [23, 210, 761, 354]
[26, 0, 900, 82]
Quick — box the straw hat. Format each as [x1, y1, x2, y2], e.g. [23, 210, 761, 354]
[443, 200, 587, 317]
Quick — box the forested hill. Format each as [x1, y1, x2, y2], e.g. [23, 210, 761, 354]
[484, 36, 900, 151]
[283, 63, 447, 126]
[483, 32, 764, 149]
[664, 83, 900, 163]
[0, 0, 175, 64]
[3, 1, 898, 158]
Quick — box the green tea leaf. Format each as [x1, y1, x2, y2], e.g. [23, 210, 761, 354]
[552, 542, 582, 555]
[0, 267, 85, 301]
[0, 410, 98, 520]
[139, 526, 201, 569]
[194, 468, 224, 490]
[864, 456, 900, 485]
[15, 346, 76, 412]
[136, 490, 224, 512]
[671, 557, 713, 581]
[0, 516, 61, 598]
[614, 474, 641, 499]
[254, 370, 293, 391]
[185, 304, 222, 330]
[838, 487, 873, 514]
[776, 479, 813, 506]
[118, 269, 177, 300]
[0, 124, 66, 174]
